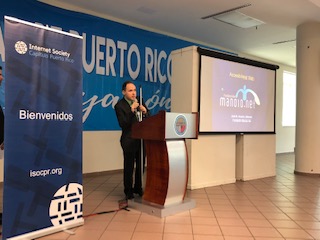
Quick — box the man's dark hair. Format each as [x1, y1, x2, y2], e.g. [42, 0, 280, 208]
[0, 66, 2, 70]
[122, 80, 134, 91]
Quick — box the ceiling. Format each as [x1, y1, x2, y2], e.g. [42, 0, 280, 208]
[39, 0, 320, 68]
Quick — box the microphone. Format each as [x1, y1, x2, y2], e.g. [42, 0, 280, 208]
[133, 98, 142, 122]
[133, 98, 139, 112]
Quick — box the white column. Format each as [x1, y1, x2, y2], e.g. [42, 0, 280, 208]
[295, 22, 320, 174]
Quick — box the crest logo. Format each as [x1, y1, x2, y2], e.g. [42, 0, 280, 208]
[174, 115, 187, 136]
[15, 41, 28, 54]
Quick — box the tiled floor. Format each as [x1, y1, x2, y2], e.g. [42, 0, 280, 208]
[6, 153, 320, 239]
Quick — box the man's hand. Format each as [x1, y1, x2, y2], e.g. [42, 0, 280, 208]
[131, 100, 139, 113]
[139, 105, 147, 114]
[131, 99, 147, 114]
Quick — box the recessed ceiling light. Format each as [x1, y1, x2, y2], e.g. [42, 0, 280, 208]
[201, 3, 264, 29]
[213, 11, 264, 29]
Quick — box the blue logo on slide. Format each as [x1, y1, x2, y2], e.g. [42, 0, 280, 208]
[235, 85, 260, 105]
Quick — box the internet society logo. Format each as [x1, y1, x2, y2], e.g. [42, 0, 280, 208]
[174, 114, 187, 136]
[15, 41, 28, 54]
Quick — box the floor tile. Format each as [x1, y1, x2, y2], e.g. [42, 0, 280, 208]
[248, 227, 282, 238]
[276, 228, 313, 239]
[220, 226, 252, 237]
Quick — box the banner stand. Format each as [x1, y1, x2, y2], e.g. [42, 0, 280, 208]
[3, 16, 83, 240]
[7, 219, 84, 240]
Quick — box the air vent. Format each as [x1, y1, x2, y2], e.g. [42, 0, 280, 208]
[273, 39, 296, 45]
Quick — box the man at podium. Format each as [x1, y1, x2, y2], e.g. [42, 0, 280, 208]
[115, 81, 149, 200]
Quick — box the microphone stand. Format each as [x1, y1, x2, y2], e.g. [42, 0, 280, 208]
[139, 86, 144, 190]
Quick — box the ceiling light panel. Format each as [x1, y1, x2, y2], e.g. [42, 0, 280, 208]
[213, 11, 265, 29]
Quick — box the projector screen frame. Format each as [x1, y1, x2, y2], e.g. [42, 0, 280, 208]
[197, 47, 279, 135]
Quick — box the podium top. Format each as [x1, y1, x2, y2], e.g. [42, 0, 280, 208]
[132, 111, 199, 140]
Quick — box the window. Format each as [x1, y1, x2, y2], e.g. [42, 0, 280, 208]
[282, 71, 296, 126]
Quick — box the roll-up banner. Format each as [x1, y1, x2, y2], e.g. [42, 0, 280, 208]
[3, 16, 83, 239]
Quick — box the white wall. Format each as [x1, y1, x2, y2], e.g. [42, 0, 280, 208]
[236, 134, 276, 181]
[83, 131, 123, 173]
[275, 66, 296, 153]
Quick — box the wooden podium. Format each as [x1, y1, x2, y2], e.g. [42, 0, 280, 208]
[130, 111, 199, 217]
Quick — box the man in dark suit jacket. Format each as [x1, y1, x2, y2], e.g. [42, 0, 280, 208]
[115, 80, 149, 200]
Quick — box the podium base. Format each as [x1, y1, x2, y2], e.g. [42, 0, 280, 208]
[128, 197, 196, 218]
